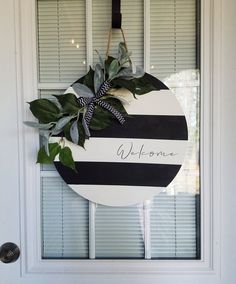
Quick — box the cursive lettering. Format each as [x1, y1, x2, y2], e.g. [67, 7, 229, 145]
[116, 142, 178, 160]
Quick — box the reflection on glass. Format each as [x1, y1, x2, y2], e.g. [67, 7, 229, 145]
[163, 69, 200, 196]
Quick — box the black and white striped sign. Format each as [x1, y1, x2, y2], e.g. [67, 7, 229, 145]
[52, 78, 188, 206]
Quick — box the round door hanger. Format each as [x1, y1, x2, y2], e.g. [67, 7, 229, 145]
[51, 75, 188, 206]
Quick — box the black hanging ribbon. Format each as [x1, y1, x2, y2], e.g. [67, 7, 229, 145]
[77, 81, 125, 137]
[112, 0, 122, 29]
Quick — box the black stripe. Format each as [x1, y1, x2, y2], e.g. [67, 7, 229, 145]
[54, 162, 181, 187]
[90, 115, 188, 140]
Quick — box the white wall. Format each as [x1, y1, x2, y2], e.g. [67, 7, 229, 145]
[220, 0, 236, 282]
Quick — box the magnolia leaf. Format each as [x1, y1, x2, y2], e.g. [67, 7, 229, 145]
[118, 42, 132, 66]
[115, 66, 145, 80]
[72, 82, 94, 98]
[29, 99, 60, 123]
[94, 64, 104, 93]
[70, 120, 79, 144]
[54, 93, 80, 115]
[24, 121, 54, 130]
[112, 78, 136, 96]
[105, 56, 115, 74]
[37, 142, 61, 164]
[89, 106, 112, 130]
[132, 73, 168, 95]
[59, 147, 76, 171]
[118, 42, 127, 61]
[90, 97, 127, 131]
[108, 59, 121, 80]
[76, 67, 95, 92]
[53, 115, 74, 133]
[95, 50, 104, 69]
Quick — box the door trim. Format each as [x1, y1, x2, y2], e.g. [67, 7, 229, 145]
[15, 0, 222, 276]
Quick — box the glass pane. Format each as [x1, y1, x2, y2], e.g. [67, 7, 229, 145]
[95, 205, 145, 259]
[39, 0, 200, 259]
[41, 177, 89, 259]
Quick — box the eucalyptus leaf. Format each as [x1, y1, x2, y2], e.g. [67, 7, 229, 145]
[37, 142, 61, 164]
[23, 121, 54, 130]
[72, 83, 94, 98]
[63, 121, 86, 147]
[59, 147, 76, 171]
[29, 99, 60, 123]
[53, 115, 75, 132]
[94, 64, 104, 93]
[70, 120, 79, 144]
[39, 130, 51, 155]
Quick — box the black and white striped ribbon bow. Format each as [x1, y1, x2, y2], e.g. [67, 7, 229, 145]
[77, 81, 125, 137]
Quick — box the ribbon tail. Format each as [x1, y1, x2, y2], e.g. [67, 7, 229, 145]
[96, 100, 125, 124]
[83, 102, 95, 137]
[82, 116, 91, 138]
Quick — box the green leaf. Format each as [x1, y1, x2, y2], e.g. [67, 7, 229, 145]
[112, 73, 164, 96]
[54, 93, 80, 115]
[29, 99, 60, 123]
[108, 59, 121, 80]
[112, 78, 136, 96]
[105, 56, 115, 75]
[132, 73, 160, 95]
[89, 105, 113, 130]
[77, 67, 95, 93]
[64, 121, 86, 147]
[37, 142, 61, 164]
[59, 146, 76, 171]
[90, 97, 127, 131]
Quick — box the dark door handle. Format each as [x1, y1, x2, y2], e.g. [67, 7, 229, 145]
[0, 242, 20, 263]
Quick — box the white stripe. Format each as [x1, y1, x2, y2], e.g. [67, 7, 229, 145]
[109, 89, 184, 116]
[65, 88, 185, 116]
[51, 137, 187, 165]
[69, 185, 163, 207]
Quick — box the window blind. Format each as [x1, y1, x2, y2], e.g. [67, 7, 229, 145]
[42, 177, 89, 258]
[95, 205, 144, 259]
[92, 0, 144, 67]
[38, 0, 87, 83]
[38, 0, 200, 259]
[151, 193, 198, 258]
[150, 0, 196, 80]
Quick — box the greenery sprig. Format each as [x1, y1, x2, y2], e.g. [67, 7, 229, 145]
[24, 43, 157, 171]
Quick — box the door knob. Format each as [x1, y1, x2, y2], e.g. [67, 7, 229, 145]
[0, 242, 20, 263]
